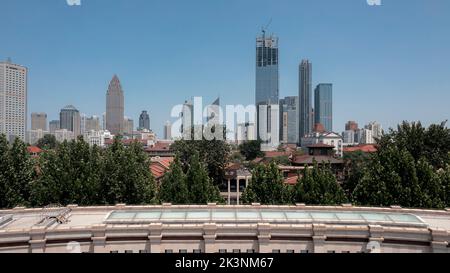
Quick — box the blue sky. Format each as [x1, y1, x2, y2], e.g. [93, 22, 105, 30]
[1, 0, 449, 136]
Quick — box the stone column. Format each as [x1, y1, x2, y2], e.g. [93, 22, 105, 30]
[245, 177, 249, 188]
[148, 223, 163, 253]
[368, 225, 384, 253]
[257, 223, 271, 253]
[203, 223, 217, 253]
[312, 224, 327, 253]
[91, 224, 107, 253]
[29, 227, 47, 253]
[236, 179, 240, 205]
[227, 179, 231, 205]
[431, 228, 449, 253]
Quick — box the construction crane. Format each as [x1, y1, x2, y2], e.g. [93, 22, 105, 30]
[261, 18, 273, 36]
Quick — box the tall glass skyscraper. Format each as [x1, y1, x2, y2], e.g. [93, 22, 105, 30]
[299, 60, 312, 141]
[106, 75, 124, 135]
[314, 83, 333, 132]
[255, 31, 279, 141]
[139, 110, 150, 130]
[60, 105, 81, 136]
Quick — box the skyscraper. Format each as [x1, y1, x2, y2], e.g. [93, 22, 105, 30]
[60, 105, 81, 136]
[256, 31, 279, 140]
[85, 115, 101, 131]
[299, 60, 313, 142]
[280, 96, 299, 144]
[164, 121, 172, 140]
[106, 75, 124, 135]
[139, 110, 150, 131]
[314, 84, 333, 132]
[31, 112, 47, 131]
[0, 59, 27, 141]
[123, 117, 134, 136]
[49, 120, 60, 133]
[345, 121, 359, 132]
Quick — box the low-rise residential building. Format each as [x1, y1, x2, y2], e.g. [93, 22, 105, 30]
[301, 131, 343, 157]
[52, 129, 75, 143]
[84, 130, 113, 147]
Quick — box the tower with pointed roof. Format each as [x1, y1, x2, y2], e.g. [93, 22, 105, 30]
[106, 75, 125, 135]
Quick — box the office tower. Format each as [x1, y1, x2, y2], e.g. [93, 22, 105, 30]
[0, 59, 27, 141]
[279, 96, 299, 144]
[259, 104, 280, 151]
[85, 115, 101, 131]
[359, 128, 374, 144]
[314, 84, 333, 132]
[106, 75, 124, 135]
[60, 105, 81, 136]
[80, 113, 87, 135]
[139, 110, 150, 131]
[164, 121, 172, 140]
[124, 117, 134, 136]
[365, 121, 383, 140]
[181, 100, 194, 139]
[236, 122, 256, 145]
[27, 129, 49, 145]
[299, 60, 312, 142]
[102, 112, 106, 130]
[342, 130, 356, 145]
[49, 120, 60, 133]
[345, 121, 359, 132]
[206, 97, 221, 124]
[255, 31, 279, 139]
[31, 112, 47, 131]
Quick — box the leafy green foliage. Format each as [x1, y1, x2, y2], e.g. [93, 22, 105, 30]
[294, 163, 347, 205]
[241, 162, 291, 205]
[239, 140, 264, 161]
[36, 134, 58, 150]
[157, 157, 189, 204]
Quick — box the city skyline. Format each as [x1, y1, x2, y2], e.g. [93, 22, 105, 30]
[1, 0, 449, 137]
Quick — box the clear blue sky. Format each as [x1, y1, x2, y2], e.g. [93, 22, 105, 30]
[2, 0, 449, 136]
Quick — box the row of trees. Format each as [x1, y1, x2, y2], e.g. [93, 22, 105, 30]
[0, 134, 225, 208]
[348, 121, 450, 208]
[241, 162, 347, 205]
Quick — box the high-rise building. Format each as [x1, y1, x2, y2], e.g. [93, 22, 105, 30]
[181, 100, 194, 140]
[280, 96, 298, 144]
[255, 31, 279, 140]
[342, 130, 356, 146]
[164, 121, 172, 140]
[0, 59, 27, 141]
[259, 104, 280, 151]
[60, 105, 81, 136]
[345, 121, 359, 132]
[124, 117, 134, 136]
[31, 112, 47, 131]
[139, 110, 150, 131]
[49, 120, 60, 133]
[314, 84, 333, 132]
[365, 121, 383, 140]
[85, 115, 101, 131]
[26, 129, 49, 145]
[106, 75, 124, 135]
[299, 60, 313, 142]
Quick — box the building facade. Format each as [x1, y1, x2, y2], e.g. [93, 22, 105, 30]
[124, 117, 134, 136]
[49, 120, 60, 134]
[52, 129, 75, 142]
[26, 129, 49, 145]
[345, 121, 359, 132]
[106, 75, 124, 135]
[301, 131, 344, 157]
[164, 121, 172, 140]
[139, 111, 150, 131]
[259, 104, 280, 152]
[299, 60, 313, 142]
[60, 105, 81, 137]
[31, 112, 47, 131]
[0, 60, 27, 141]
[256, 31, 279, 140]
[280, 96, 298, 144]
[314, 84, 333, 132]
[1, 205, 449, 254]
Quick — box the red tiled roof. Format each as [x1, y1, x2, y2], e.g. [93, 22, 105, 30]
[146, 142, 171, 152]
[264, 151, 291, 158]
[292, 155, 343, 165]
[284, 175, 299, 185]
[149, 157, 174, 179]
[27, 146, 43, 154]
[343, 144, 377, 153]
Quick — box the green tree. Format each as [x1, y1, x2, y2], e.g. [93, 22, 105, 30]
[36, 134, 58, 150]
[239, 140, 264, 161]
[294, 163, 347, 205]
[4, 137, 34, 208]
[157, 157, 189, 204]
[186, 152, 223, 204]
[171, 137, 231, 185]
[0, 134, 11, 208]
[241, 162, 291, 205]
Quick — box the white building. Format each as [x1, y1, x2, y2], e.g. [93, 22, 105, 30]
[0, 59, 27, 142]
[53, 129, 75, 143]
[84, 130, 112, 147]
[259, 104, 280, 152]
[358, 128, 374, 144]
[301, 131, 344, 157]
[365, 121, 383, 140]
[236, 122, 256, 145]
[26, 129, 49, 145]
[164, 121, 172, 140]
[342, 130, 356, 146]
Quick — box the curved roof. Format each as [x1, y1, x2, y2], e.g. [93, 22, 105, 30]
[61, 105, 78, 111]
